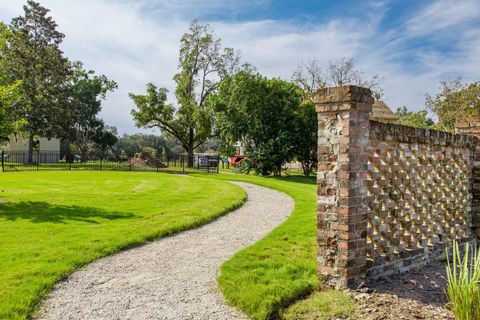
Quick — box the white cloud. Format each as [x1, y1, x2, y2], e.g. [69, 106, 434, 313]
[0, 0, 479, 133]
[406, 0, 480, 36]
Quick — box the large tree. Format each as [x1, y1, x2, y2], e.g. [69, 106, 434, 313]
[396, 106, 435, 129]
[291, 100, 318, 177]
[213, 71, 301, 176]
[2, 1, 71, 161]
[69, 62, 117, 162]
[0, 81, 23, 141]
[0, 23, 23, 140]
[293, 57, 384, 99]
[130, 20, 240, 167]
[427, 79, 480, 132]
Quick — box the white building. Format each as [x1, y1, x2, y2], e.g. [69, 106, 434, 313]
[1, 134, 61, 163]
[1, 134, 60, 152]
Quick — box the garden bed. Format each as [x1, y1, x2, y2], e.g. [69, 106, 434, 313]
[354, 260, 453, 320]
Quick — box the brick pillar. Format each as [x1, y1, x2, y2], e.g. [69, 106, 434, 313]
[314, 85, 373, 288]
[456, 119, 480, 240]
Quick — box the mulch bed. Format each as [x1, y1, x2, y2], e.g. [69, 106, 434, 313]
[352, 261, 454, 320]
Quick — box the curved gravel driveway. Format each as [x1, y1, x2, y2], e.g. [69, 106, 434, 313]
[36, 181, 294, 320]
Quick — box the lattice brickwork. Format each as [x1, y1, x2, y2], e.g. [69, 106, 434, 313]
[315, 86, 479, 288]
[367, 122, 476, 277]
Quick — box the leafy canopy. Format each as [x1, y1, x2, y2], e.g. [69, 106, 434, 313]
[69, 61, 117, 160]
[427, 79, 480, 132]
[213, 71, 302, 176]
[396, 106, 435, 129]
[2, 0, 70, 139]
[130, 20, 241, 162]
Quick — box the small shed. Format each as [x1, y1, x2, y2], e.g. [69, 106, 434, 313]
[370, 100, 398, 123]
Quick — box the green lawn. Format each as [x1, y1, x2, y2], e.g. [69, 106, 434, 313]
[0, 171, 246, 320]
[192, 173, 321, 319]
[280, 289, 357, 320]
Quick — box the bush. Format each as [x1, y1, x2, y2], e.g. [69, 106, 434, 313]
[445, 241, 480, 320]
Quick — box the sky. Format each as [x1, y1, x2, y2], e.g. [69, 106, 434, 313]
[1, 0, 479, 134]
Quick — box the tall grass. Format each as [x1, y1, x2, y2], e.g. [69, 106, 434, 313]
[445, 241, 480, 320]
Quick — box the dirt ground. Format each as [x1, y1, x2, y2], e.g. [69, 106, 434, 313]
[353, 261, 454, 320]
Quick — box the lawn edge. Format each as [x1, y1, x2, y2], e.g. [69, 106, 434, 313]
[23, 174, 247, 320]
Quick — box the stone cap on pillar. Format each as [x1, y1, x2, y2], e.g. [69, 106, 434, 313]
[314, 85, 374, 113]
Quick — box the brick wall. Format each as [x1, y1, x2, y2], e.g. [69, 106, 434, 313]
[315, 85, 479, 288]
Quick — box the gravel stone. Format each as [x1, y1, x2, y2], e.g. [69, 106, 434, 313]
[35, 182, 294, 320]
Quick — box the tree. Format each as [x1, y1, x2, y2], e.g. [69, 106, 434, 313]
[0, 81, 24, 141]
[396, 106, 435, 129]
[426, 79, 480, 132]
[291, 58, 383, 176]
[293, 57, 383, 99]
[0, 23, 24, 140]
[130, 20, 241, 167]
[113, 133, 176, 159]
[292, 58, 326, 100]
[2, 1, 71, 162]
[291, 100, 318, 177]
[70, 62, 117, 161]
[213, 71, 301, 176]
[93, 126, 118, 157]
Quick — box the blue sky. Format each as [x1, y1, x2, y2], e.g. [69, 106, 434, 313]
[1, 0, 479, 134]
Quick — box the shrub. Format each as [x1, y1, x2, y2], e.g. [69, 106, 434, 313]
[445, 241, 480, 320]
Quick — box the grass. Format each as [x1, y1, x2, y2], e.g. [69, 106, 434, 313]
[0, 171, 246, 320]
[191, 173, 322, 319]
[446, 241, 480, 320]
[280, 289, 357, 320]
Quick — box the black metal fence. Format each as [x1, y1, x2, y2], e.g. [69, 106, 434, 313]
[1, 150, 221, 174]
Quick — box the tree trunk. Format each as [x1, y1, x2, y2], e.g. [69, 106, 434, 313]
[80, 148, 88, 163]
[27, 133, 34, 164]
[187, 127, 194, 168]
[302, 161, 312, 177]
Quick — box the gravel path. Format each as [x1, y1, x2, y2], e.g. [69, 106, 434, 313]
[36, 182, 294, 320]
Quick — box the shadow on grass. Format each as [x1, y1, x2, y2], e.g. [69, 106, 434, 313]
[0, 201, 136, 224]
[273, 175, 316, 185]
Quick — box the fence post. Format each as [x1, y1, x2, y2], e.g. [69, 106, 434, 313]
[314, 85, 373, 289]
[36, 150, 39, 171]
[1, 150, 4, 172]
[182, 154, 185, 173]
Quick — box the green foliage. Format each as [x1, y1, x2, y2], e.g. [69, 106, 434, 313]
[1, 0, 71, 144]
[93, 126, 118, 155]
[446, 241, 480, 320]
[69, 61, 117, 161]
[0, 81, 24, 140]
[213, 71, 302, 176]
[396, 106, 435, 129]
[0, 23, 24, 139]
[281, 289, 357, 320]
[291, 100, 318, 177]
[0, 171, 246, 319]
[113, 133, 179, 158]
[427, 79, 480, 132]
[130, 20, 241, 164]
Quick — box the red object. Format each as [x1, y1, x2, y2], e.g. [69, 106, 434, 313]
[230, 155, 247, 166]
